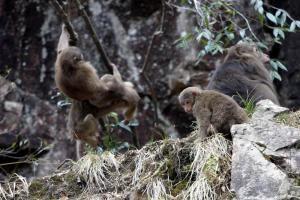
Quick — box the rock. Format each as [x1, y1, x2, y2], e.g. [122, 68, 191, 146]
[0, 76, 76, 178]
[4, 101, 23, 116]
[231, 138, 290, 200]
[231, 100, 300, 200]
[251, 99, 289, 120]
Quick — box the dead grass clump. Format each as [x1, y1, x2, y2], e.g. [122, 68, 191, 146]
[0, 174, 29, 200]
[72, 151, 120, 192]
[25, 129, 233, 199]
[275, 110, 300, 129]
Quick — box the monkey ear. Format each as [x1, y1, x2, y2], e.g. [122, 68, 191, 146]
[192, 91, 197, 96]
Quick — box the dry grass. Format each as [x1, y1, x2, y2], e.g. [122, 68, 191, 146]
[28, 127, 233, 199]
[275, 110, 300, 129]
[72, 151, 120, 192]
[0, 174, 29, 200]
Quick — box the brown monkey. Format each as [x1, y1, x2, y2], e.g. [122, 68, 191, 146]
[55, 25, 140, 147]
[73, 114, 100, 148]
[207, 42, 279, 105]
[55, 25, 107, 101]
[178, 87, 249, 138]
[89, 64, 140, 121]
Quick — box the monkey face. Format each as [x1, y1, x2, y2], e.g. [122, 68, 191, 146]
[181, 101, 193, 113]
[179, 87, 201, 113]
[180, 99, 193, 113]
[60, 46, 84, 66]
[254, 48, 270, 63]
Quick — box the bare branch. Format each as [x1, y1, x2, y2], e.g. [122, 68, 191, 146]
[50, 0, 78, 46]
[74, 0, 113, 74]
[140, 0, 166, 126]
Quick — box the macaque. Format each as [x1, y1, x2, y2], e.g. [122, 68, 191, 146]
[207, 42, 279, 105]
[55, 24, 140, 147]
[73, 114, 100, 148]
[90, 64, 140, 121]
[178, 87, 249, 138]
[55, 25, 107, 101]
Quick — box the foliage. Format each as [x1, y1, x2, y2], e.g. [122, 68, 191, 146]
[236, 93, 256, 117]
[171, 0, 299, 80]
[101, 112, 139, 151]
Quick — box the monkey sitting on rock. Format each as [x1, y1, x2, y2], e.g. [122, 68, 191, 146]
[207, 42, 279, 106]
[178, 87, 249, 138]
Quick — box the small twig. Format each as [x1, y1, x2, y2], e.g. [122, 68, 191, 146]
[140, 0, 166, 126]
[264, 3, 297, 21]
[74, 0, 113, 74]
[50, 0, 78, 46]
[223, 3, 260, 42]
[165, 1, 197, 13]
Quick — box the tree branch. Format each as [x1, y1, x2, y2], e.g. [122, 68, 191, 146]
[140, 0, 166, 126]
[74, 0, 113, 74]
[50, 0, 78, 46]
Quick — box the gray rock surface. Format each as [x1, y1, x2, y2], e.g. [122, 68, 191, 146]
[231, 100, 300, 200]
[0, 76, 76, 178]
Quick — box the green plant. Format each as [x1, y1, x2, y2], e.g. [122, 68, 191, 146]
[236, 93, 256, 117]
[102, 112, 139, 151]
[170, 0, 298, 80]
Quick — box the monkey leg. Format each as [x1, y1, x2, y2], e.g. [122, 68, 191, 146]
[196, 109, 211, 139]
[73, 114, 100, 148]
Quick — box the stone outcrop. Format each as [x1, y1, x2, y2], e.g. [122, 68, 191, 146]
[231, 100, 300, 199]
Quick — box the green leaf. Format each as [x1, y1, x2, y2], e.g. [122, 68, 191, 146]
[271, 71, 282, 81]
[117, 121, 132, 133]
[250, 0, 256, 5]
[258, 7, 264, 15]
[239, 29, 246, 38]
[255, 0, 263, 10]
[276, 61, 288, 71]
[277, 29, 285, 39]
[266, 12, 277, 24]
[273, 28, 279, 37]
[295, 20, 300, 28]
[258, 14, 265, 25]
[270, 60, 278, 70]
[275, 10, 281, 18]
[280, 13, 287, 26]
[215, 33, 223, 42]
[227, 32, 235, 40]
[257, 42, 268, 49]
[290, 21, 296, 32]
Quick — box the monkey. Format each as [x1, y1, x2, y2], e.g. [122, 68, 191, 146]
[206, 42, 280, 106]
[73, 114, 100, 148]
[89, 64, 140, 121]
[55, 25, 107, 101]
[55, 25, 140, 148]
[178, 87, 249, 138]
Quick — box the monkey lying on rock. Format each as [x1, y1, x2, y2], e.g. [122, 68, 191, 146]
[178, 87, 249, 138]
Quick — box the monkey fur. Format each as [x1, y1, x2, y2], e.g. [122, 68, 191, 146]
[207, 42, 279, 105]
[178, 87, 249, 138]
[55, 25, 140, 147]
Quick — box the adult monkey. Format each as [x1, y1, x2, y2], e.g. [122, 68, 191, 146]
[207, 42, 279, 105]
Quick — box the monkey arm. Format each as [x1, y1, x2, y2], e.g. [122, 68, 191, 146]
[124, 104, 137, 121]
[194, 107, 211, 139]
[57, 25, 70, 53]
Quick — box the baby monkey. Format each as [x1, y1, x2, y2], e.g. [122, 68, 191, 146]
[178, 87, 249, 138]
